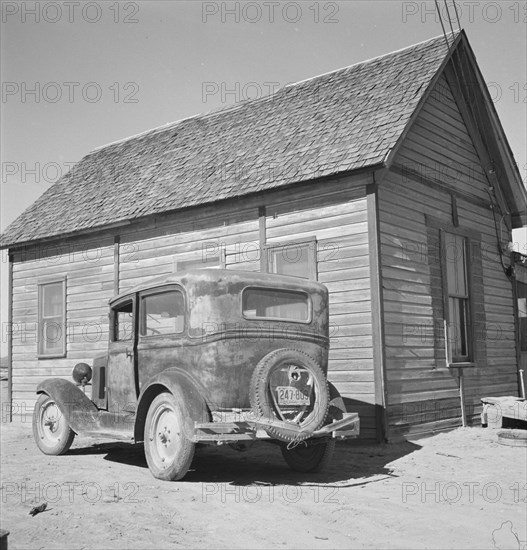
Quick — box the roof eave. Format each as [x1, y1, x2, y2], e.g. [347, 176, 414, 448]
[0, 163, 384, 251]
[459, 34, 527, 227]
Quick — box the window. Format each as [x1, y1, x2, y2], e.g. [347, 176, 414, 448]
[265, 239, 317, 280]
[175, 253, 224, 272]
[242, 288, 310, 322]
[443, 231, 471, 362]
[518, 282, 527, 352]
[113, 301, 134, 341]
[141, 290, 185, 336]
[38, 279, 66, 357]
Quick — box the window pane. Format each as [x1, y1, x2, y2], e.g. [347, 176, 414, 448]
[520, 317, 527, 352]
[38, 281, 65, 356]
[114, 302, 133, 341]
[142, 292, 185, 335]
[445, 232, 467, 297]
[177, 256, 220, 271]
[41, 318, 63, 354]
[449, 297, 468, 359]
[518, 283, 527, 351]
[269, 244, 310, 279]
[243, 289, 309, 321]
[444, 232, 470, 363]
[43, 283, 63, 317]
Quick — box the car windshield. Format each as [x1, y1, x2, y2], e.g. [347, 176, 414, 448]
[242, 288, 309, 322]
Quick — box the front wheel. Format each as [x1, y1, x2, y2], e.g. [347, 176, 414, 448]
[281, 440, 335, 473]
[144, 392, 195, 481]
[33, 393, 75, 455]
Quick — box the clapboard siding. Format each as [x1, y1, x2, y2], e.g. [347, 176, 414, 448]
[116, 174, 376, 436]
[118, 208, 261, 292]
[10, 173, 376, 431]
[10, 238, 115, 411]
[7, 76, 521, 446]
[8, 174, 375, 429]
[265, 181, 377, 438]
[379, 73, 518, 436]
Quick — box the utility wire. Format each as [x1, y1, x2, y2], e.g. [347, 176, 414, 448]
[453, 45, 512, 277]
[452, 0, 462, 30]
[434, 0, 451, 50]
[435, 1, 511, 277]
[443, 0, 456, 38]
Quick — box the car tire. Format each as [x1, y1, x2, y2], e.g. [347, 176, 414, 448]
[33, 393, 75, 455]
[327, 381, 347, 423]
[144, 391, 195, 481]
[250, 348, 330, 442]
[280, 382, 344, 472]
[281, 440, 336, 473]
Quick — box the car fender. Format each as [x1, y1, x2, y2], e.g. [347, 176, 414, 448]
[37, 378, 100, 434]
[134, 368, 210, 442]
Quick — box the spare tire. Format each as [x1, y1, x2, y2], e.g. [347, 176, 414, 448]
[249, 348, 330, 442]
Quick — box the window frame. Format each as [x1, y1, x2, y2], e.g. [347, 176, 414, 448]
[37, 276, 67, 359]
[517, 281, 527, 353]
[139, 286, 187, 338]
[110, 296, 136, 343]
[174, 250, 226, 272]
[440, 229, 474, 366]
[263, 237, 318, 281]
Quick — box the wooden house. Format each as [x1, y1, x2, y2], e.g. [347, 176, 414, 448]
[2, 31, 526, 440]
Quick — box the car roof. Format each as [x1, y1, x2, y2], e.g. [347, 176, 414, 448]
[109, 268, 327, 305]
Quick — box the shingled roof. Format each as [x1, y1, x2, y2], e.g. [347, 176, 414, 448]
[2, 33, 457, 248]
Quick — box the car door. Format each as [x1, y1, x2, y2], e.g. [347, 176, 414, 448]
[136, 287, 187, 390]
[107, 295, 138, 413]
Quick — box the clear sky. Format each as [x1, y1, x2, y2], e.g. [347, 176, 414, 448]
[1, 0, 526, 355]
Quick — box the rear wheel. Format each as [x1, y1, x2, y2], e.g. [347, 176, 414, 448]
[280, 383, 345, 472]
[281, 440, 335, 473]
[33, 394, 75, 455]
[250, 349, 330, 442]
[144, 392, 195, 481]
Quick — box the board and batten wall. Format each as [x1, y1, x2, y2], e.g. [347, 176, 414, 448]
[8, 172, 380, 438]
[378, 73, 518, 437]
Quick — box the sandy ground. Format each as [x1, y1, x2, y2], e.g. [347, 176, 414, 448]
[0, 407, 526, 550]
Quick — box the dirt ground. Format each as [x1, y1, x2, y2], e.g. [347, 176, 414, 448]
[1, 412, 526, 550]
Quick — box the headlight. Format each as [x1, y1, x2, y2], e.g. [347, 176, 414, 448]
[72, 363, 92, 385]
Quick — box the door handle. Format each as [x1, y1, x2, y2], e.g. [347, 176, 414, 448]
[126, 349, 133, 358]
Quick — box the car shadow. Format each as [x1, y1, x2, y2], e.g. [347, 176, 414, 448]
[69, 441, 147, 465]
[94, 438, 421, 486]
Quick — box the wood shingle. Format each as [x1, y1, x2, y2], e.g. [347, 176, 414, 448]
[1, 34, 452, 247]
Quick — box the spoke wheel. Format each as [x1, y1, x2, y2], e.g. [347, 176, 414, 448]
[144, 392, 195, 481]
[33, 394, 75, 455]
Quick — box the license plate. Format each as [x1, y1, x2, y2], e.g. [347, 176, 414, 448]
[276, 386, 310, 406]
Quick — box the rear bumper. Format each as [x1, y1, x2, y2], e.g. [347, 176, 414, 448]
[311, 412, 360, 439]
[193, 412, 360, 444]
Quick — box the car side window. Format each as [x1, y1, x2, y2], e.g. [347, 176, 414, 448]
[141, 290, 185, 336]
[113, 301, 134, 341]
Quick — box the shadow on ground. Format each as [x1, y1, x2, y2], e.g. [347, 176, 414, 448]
[77, 437, 423, 486]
